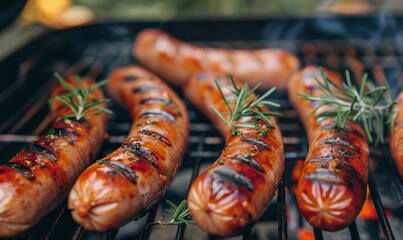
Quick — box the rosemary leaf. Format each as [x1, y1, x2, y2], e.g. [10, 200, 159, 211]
[49, 73, 113, 121]
[212, 76, 281, 136]
[299, 68, 397, 145]
[149, 199, 195, 240]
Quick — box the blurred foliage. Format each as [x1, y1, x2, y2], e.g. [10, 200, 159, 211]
[73, 0, 376, 19]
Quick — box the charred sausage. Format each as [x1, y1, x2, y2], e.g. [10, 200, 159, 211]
[288, 66, 369, 231]
[68, 65, 189, 231]
[184, 73, 284, 236]
[0, 78, 108, 237]
[133, 28, 299, 90]
[389, 91, 403, 178]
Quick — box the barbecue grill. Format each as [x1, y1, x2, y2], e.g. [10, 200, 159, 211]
[0, 16, 402, 240]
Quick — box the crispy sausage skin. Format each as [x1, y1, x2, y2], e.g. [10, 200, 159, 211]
[288, 66, 369, 231]
[68, 66, 189, 231]
[0, 78, 108, 237]
[184, 73, 284, 236]
[133, 28, 300, 90]
[390, 91, 403, 178]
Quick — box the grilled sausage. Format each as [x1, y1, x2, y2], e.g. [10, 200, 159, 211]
[288, 66, 369, 231]
[68, 66, 189, 231]
[389, 91, 403, 178]
[133, 28, 300, 90]
[184, 73, 284, 236]
[0, 78, 108, 237]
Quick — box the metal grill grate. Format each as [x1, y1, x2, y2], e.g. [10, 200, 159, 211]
[0, 24, 402, 240]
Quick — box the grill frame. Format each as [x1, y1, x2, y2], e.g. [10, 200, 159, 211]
[0, 16, 402, 240]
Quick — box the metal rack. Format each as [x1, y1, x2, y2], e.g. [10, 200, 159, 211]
[0, 22, 402, 239]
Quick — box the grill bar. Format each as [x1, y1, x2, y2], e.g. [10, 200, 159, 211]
[0, 23, 401, 239]
[278, 174, 287, 240]
[349, 222, 360, 240]
[368, 173, 396, 240]
[313, 228, 324, 240]
[140, 204, 159, 240]
[175, 134, 205, 240]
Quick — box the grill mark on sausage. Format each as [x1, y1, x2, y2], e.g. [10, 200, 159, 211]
[97, 160, 138, 184]
[138, 129, 171, 146]
[234, 155, 264, 173]
[196, 73, 211, 81]
[140, 109, 175, 122]
[342, 125, 364, 138]
[51, 127, 81, 144]
[140, 97, 173, 106]
[123, 75, 140, 81]
[304, 172, 343, 184]
[27, 143, 58, 162]
[122, 144, 158, 169]
[337, 148, 355, 158]
[308, 156, 334, 163]
[213, 167, 254, 192]
[301, 70, 322, 80]
[132, 85, 164, 93]
[241, 137, 270, 150]
[4, 162, 35, 180]
[320, 137, 361, 153]
[321, 124, 364, 139]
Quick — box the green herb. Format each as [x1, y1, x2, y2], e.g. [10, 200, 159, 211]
[298, 68, 397, 144]
[49, 73, 113, 121]
[211, 76, 281, 136]
[149, 199, 195, 239]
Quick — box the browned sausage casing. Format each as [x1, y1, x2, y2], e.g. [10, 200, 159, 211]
[133, 28, 300, 90]
[184, 73, 284, 236]
[288, 66, 369, 231]
[0, 78, 108, 237]
[390, 91, 403, 178]
[68, 66, 189, 231]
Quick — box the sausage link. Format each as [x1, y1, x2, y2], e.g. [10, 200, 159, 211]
[288, 66, 369, 231]
[133, 28, 300, 90]
[68, 66, 189, 231]
[390, 91, 403, 178]
[0, 78, 108, 237]
[184, 73, 284, 236]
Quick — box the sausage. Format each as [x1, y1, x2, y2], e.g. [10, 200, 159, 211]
[288, 66, 369, 231]
[184, 73, 284, 236]
[389, 91, 403, 178]
[68, 65, 189, 231]
[0, 77, 108, 237]
[133, 28, 300, 90]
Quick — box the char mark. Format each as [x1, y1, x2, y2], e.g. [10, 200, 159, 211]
[138, 129, 171, 146]
[122, 144, 158, 168]
[213, 167, 254, 192]
[27, 143, 58, 161]
[242, 137, 270, 150]
[123, 75, 140, 81]
[321, 137, 360, 153]
[97, 160, 138, 184]
[301, 70, 321, 80]
[133, 85, 164, 93]
[308, 156, 333, 163]
[235, 155, 264, 173]
[140, 109, 175, 122]
[4, 162, 34, 180]
[304, 172, 343, 184]
[140, 97, 173, 106]
[196, 73, 210, 81]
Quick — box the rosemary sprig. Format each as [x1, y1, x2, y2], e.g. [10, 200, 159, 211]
[212, 76, 281, 136]
[298, 68, 397, 144]
[148, 199, 195, 239]
[49, 73, 113, 121]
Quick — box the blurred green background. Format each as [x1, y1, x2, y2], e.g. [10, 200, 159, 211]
[74, 0, 385, 19]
